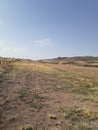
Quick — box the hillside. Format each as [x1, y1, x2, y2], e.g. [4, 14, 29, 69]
[0, 57, 98, 130]
[40, 56, 98, 67]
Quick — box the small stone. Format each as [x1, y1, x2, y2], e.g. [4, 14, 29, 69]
[48, 114, 57, 120]
[55, 121, 61, 126]
[21, 126, 33, 130]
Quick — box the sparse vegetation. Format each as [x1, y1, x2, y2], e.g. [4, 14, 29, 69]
[17, 87, 45, 111]
[60, 106, 98, 130]
[0, 57, 98, 130]
[20, 125, 33, 130]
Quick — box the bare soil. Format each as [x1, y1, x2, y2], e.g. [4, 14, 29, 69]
[0, 58, 98, 130]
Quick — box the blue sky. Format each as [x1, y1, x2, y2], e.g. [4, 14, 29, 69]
[0, 0, 98, 59]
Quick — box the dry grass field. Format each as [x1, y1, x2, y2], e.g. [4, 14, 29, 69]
[0, 57, 98, 130]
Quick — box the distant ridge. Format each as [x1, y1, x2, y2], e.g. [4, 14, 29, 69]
[39, 56, 98, 68]
[0, 56, 98, 68]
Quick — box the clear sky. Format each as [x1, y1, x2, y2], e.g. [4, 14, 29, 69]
[0, 0, 98, 59]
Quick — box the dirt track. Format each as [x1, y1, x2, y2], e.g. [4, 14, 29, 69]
[0, 62, 98, 130]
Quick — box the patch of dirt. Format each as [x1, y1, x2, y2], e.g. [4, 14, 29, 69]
[0, 61, 98, 130]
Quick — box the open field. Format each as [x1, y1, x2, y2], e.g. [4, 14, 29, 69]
[0, 57, 98, 130]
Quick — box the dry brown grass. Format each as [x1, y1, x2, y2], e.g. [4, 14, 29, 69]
[0, 57, 98, 130]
